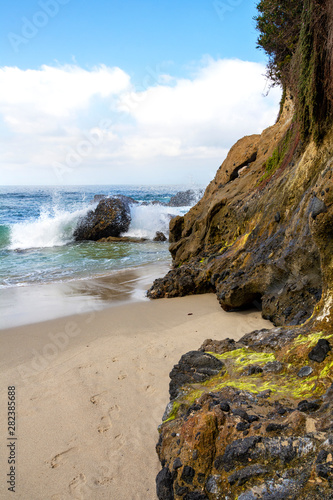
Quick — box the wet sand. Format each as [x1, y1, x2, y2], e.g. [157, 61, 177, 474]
[0, 261, 171, 329]
[0, 290, 272, 500]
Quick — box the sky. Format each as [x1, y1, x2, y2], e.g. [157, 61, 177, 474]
[0, 0, 282, 186]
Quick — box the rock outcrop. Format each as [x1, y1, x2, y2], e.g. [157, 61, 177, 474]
[157, 325, 333, 500]
[153, 96, 333, 497]
[74, 196, 132, 241]
[153, 2, 333, 498]
[148, 95, 331, 328]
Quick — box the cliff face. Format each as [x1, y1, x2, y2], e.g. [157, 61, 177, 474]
[152, 2, 333, 497]
[148, 94, 332, 328]
[152, 107, 333, 498]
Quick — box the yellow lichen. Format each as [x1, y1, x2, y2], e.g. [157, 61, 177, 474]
[293, 331, 333, 347]
[319, 360, 333, 379]
[162, 401, 181, 423]
[209, 349, 276, 368]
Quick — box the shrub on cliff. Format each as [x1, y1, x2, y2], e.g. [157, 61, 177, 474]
[256, 0, 333, 142]
[255, 0, 303, 86]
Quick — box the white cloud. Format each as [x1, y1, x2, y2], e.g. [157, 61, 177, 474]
[0, 64, 131, 133]
[0, 59, 281, 185]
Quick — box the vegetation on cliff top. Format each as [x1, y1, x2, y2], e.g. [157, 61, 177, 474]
[256, 0, 333, 142]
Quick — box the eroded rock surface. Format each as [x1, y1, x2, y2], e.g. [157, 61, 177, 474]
[74, 196, 132, 241]
[148, 95, 333, 327]
[157, 324, 333, 500]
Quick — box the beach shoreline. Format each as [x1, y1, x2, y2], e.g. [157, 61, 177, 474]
[0, 260, 171, 330]
[0, 292, 272, 500]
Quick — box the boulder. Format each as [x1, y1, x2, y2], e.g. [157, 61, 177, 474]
[154, 231, 167, 242]
[74, 197, 132, 241]
[167, 189, 203, 207]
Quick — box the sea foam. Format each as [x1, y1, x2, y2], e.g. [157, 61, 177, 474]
[8, 206, 91, 250]
[7, 202, 187, 250]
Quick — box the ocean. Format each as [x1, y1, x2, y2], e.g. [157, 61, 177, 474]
[0, 185, 201, 328]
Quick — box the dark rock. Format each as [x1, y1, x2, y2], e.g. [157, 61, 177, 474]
[173, 458, 182, 470]
[232, 408, 259, 424]
[308, 339, 331, 363]
[274, 212, 281, 222]
[243, 364, 263, 376]
[316, 450, 328, 464]
[169, 351, 224, 400]
[247, 414, 260, 423]
[309, 195, 327, 220]
[184, 493, 209, 500]
[232, 408, 251, 421]
[215, 436, 262, 472]
[298, 366, 314, 378]
[74, 197, 132, 241]
[197, 473, 205, 484]
[181, 466, 195, 484]
[174, 483, 189, 496]
[297, 400, 321, 413]
[154, 231, 167, 242]
[220, 401, 231, 412]
[167, 189, 203, 207]
[236, 422, 251, 431]
[316, 463, 333, 479]
[266, 423, 288, 432]
[228, 464, 268, 486]
[156, 467, 174, 500]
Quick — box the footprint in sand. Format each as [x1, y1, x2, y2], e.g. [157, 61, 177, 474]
[69, 473, 87, 499]
[90, 391, 107, 405]
[49, 447, 76, 469]
[98, 414, 111, 433]
[94, 476, 114, 486]
[107, 433, 126, 456]
[109, 404, 120, 413]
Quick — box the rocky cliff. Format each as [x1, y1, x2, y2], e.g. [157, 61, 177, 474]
[148, 94, 332, 328]
[150, 1, 333, 496]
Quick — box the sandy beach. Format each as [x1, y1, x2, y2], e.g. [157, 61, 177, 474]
[0, 292, 271, 500]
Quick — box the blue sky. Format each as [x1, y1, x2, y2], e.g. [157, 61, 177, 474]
[0, 0, 281, 185]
